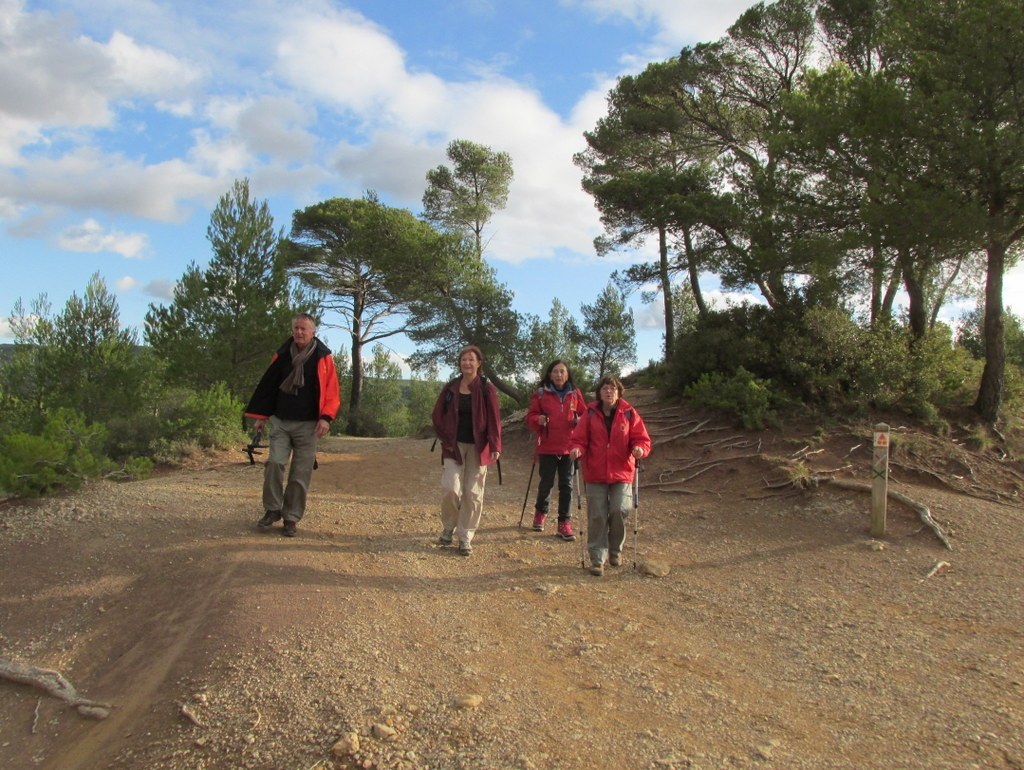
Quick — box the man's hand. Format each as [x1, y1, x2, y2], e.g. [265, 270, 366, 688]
[631, 446, 644, 458]
[315, 419, 330, 438]
[569, 448, 581, 459]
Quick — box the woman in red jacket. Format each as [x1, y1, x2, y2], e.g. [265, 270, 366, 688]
[569, 375, 652, 576]
[524, 360, 586, 541]
[431, 345, 502, 557]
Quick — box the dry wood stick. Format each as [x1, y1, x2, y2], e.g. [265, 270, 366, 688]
[923, 560, 950, 580]
[656, 463, 721, 487]
[0, 658, 112, 719]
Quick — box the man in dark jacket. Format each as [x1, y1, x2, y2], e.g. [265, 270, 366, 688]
[244, 313, 341, 537]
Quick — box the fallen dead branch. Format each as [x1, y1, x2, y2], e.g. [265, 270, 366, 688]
[923, 560, 950, 580]
[179, 702, 204, 726]
[656, 463, 721, 488]
[0, 658, 112, 719]
[791, 447, 825, 461]
[639, 404, 686, 418]
[653, 418, 716, 446]
[698, 434, 745, 448]
[824, 478, 952, 551]
[757, 472, 952, 551]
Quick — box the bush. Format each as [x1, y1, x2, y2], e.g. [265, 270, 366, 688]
[151, 383, 246, 460]
[0, 409, 113, 497]
[683, 367, 776, 430]
[668, 304, 978, 422]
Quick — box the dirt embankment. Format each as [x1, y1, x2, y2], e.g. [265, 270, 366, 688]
[1, 390, 1022, 769]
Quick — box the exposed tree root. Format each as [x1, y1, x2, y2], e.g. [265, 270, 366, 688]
[652, 419, 731, 447]
[825, 478, 952, 550]
[0, 657, 112, 719]
[757, 470, 953, 551]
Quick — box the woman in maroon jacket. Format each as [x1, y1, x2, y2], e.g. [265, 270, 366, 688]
[569, 375, 652, 576]
[524, 360, 585, 541]
[431, 345, 502, 556]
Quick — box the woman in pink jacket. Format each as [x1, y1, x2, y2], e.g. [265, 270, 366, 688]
[524, 360, 586, 541]
[569, 375, 652, 576]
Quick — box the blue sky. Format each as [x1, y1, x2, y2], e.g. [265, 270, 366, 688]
[2, 0, 1020, 375]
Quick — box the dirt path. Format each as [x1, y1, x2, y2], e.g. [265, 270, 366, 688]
[1, 396, 1022, 769]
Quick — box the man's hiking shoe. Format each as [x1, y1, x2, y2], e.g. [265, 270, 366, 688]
[557, 520, 577, 541]
[589, 563, 604, 576]
[438, 529, 454, 546]
[282, 520, 297, 537]
[532, 512, 546, 531]
[258, 510, 282, 528]
[609, 553, 622, 567]
[458, 540, 473, 556]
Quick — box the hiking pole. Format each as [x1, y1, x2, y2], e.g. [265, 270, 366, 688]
[574, 458, 586, 569]
[518, 454, 536, 527]
[632, 460, 642, 570]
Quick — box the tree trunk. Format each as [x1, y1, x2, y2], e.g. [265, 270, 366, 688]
[658, 226, 675, 361]
[899, 249, 928, 339]
[347, 320, 363, 434]
[974, 239, 1006, 423]
[869, 242, 884, 326]
[683, 225, 710, 321]
[929, 254, 964, 330]
[482, 365, 525, 406]
[880, 263, 901, 323]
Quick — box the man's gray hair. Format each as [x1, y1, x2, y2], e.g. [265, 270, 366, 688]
[293, 312, 317, 329]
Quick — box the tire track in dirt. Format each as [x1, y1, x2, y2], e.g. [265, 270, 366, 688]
[39, 552, 242, 770]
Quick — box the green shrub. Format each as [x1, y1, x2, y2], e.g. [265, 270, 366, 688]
[684, 367, 776, 429]
[159, 383, 245, 449]
[668, 304, 980, 422]
[0, 409, 113, 497]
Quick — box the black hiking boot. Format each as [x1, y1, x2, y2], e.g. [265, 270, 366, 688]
[258, 510, 282, 528]
[282, 520, 297, 537]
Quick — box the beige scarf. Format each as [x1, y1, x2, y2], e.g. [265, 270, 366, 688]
[279, 339, 316, 395]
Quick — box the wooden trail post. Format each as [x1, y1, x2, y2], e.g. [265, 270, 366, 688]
[871, 423, 890, 537]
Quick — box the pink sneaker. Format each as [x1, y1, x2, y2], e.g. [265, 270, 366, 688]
[532, 512, 546, 531]
[557, 520, 577, 541]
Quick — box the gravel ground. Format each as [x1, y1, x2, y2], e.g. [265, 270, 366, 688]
[1, 392, 1022, 769]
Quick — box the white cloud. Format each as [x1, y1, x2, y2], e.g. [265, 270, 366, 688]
[0, 1, 201, 163]
[105, 30, 202, 98]
[569, 0, 755, 49]
[115, 275, 138, 291]
[0, 316, 11, 338]
[57, 218, 148, 257]
[273, 6, 605, 264]
[276, 10, 426, 117]
[144, 278, 176, 300]
[0, 147, 218, 221]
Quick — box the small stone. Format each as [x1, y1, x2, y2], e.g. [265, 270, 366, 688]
[331, 732, 360, 757]
[638, 560, 670, 577]
[535, 583, 559, 596]
[454, 694, 483, 709]
[372, 723, 398, 741]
